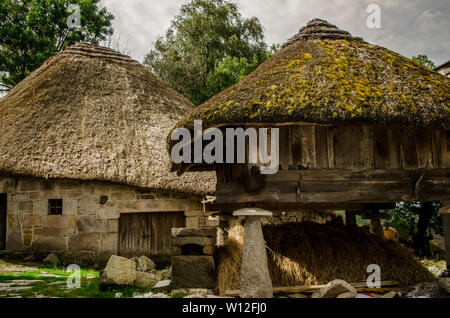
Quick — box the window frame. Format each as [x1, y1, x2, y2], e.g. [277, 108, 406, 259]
[48, 199, 63, 215]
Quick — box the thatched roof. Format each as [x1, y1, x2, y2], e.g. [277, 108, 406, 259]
[0, 43, 215, 195]
[436, 60, 450, 77]
[170, 19, 450, 137]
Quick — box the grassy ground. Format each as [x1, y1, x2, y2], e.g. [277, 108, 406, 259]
[0, 259, 152, 298]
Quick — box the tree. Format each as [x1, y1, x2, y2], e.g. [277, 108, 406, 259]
[0, 0, 114, 91]
[384, 202, 442, 258]
[144, 0, 268, 105]
[205, 43, 279, 98]
[412, 54, 436, 69]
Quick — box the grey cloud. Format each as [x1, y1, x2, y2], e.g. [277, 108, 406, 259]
[102, 0, 449, 65]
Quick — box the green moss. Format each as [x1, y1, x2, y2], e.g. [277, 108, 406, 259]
[169, 37, 450, 146]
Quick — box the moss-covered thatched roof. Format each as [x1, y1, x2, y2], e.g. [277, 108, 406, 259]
[170, 19, 450, 136]
[0, 43, 215, 195]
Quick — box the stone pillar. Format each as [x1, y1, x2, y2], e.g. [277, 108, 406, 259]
[233, 208, 273, 298]
[345, 211, 357, 226]
[438, 203, 450, 292]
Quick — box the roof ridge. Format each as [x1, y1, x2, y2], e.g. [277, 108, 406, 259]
[58, 42, 140, 65]
[282, 18, 363, 48]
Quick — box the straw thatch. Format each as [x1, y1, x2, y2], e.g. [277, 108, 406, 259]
[217, 219, 434, 294]
[0, 43, 215, 195]
[170, 19, 450, 141]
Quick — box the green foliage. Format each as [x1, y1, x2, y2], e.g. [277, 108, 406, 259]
[412, 54, 436, 69]
[0, 0, 114, 91]
[206, 56, 257, 97]
[144, 0, 268, 105]
[384, 202, 443, 246]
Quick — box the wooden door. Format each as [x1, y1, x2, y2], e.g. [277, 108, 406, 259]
[119, 212, 185, 258]
[0, 194, 6, 250]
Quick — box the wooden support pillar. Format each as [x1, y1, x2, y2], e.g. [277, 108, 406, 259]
[345, 211, 357, 226]
[370, 218, 384, 238]
[439, 203, 450, 275]
[362, 209, 391, 239]
[438, 203, 450, 293]
[233, 208, 273, 298]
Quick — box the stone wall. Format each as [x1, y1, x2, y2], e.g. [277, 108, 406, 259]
[0, 176, 216, 261]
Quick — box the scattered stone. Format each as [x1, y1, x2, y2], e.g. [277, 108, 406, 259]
[184, 293, 207, 298]
[134, 272, 159, 290]
[407, 281, 442, 298]
[188, 288, 208, 297]
[40, 273, 64, 278]
[0, 280, 43, 286]
[100, 255, 136, 286]
[0, 286, 33, 291]
[47, 281, 67, 286]
[311, 280, 357, 298]
[138, 256, 156, 272]
[382, 291, 398, 298]
[428, 266, 442, 276]
[160, 267, 172, 280]
[43, 253, 60, 265]
[337, 292, 356, 298]
[152, 280, 172, 292]
[131, 257, 140, 270]
[170, 289, 188, 297]
[24, 255, 36, 262]
[149, 293, 169, 298]
[115, 292, 122, 298]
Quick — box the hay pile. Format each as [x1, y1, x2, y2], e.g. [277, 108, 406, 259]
[217, 218, 433, 294]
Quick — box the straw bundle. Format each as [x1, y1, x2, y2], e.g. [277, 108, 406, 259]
[217, 218, 433, 294]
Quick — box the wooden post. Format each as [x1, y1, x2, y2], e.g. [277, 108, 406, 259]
[345, 211, 357, 226]
[233, 208, 273, 298]
[362, 210, 391, 238]
[438, 203, 450, 293]
[439, 203, 450, 275]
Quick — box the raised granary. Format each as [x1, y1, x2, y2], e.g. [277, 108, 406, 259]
[0, 43, 215, 264]
[168, 19, 450, 296]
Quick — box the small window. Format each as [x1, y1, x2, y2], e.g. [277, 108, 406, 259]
[48, 199, 63, 215]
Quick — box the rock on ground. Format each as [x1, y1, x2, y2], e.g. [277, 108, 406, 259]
[152, 280, 172, 292]
[101, 255, 136, 286]
[43, 253, 60, 264]
[337, 292, 356, 298]
[134, 272, 159, 290]
[138, 256, 156, 272]
[312, 280, 357, 298]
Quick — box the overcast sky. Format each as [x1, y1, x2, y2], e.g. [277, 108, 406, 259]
[100, 0, 449, 67]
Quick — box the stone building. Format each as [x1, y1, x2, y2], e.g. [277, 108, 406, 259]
[436, 60, 450, 77]
[0, 43, 215, 264]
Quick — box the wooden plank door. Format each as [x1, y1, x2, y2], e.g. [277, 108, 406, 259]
[119, 212, 185, 258]
[0, 194, 6, 250]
